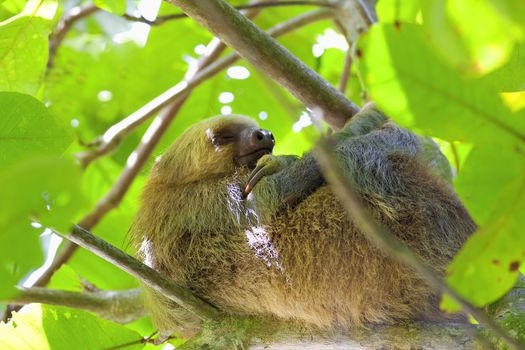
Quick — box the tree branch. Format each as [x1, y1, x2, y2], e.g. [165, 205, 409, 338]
[3, 287, 145, 324]
[55, 226, 220, 321]
[123, 1, 334, 25]
[168, 0, 360, 129]
[48, 4, 99, 69]
[337, 50, 352, 94]
[76, 9, 333, 167]
[312, 139, 525, 349]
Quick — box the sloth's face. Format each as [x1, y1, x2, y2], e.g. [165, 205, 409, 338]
[208, 119, 275, 169]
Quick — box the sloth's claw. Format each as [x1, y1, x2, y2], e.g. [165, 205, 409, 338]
[244, 155, 282, 195]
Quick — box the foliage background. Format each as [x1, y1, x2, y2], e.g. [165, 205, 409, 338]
[0, 0, 524, 348]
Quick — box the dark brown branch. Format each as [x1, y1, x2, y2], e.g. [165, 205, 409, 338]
[123, 1, 334, 25]
[76, 9, 333, 167]
[4, 287, 145, 324]
[48, 4, 99, 69]
[313, 140, 525, 350]
[168, 0, 360, 129]
[58, 226, 219, 321]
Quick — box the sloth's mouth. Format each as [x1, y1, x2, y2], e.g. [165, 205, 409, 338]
[236, 148, 272, 168]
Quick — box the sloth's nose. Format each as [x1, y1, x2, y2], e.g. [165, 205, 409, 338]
[252, 129, 275, 148]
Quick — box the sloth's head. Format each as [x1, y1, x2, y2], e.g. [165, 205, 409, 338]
[153, 115, 275, 184]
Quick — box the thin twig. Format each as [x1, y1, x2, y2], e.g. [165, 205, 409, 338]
[123, 0, 334, 25]
[313, 140, 525, 350]
[169, 0, 359, 129]
[58, 226, 220, 321]
[48, 4, 99, 69]
[337, 50, 352, 94]
[353, 0, 377, 26]
[3, 287, 145, 324]
[76, 9, 333, 167]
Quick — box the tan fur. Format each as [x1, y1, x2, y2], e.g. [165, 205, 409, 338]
[131, 115, 476, 335]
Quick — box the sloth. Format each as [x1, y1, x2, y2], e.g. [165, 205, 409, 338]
[130, 105, 476, 337]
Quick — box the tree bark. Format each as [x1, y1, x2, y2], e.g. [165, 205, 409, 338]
[168, 0, 360, 129]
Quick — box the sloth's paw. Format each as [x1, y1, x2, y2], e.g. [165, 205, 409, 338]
[244, 155, 294, 194]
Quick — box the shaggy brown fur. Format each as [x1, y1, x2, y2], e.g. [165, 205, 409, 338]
[130, 108, 476, 337]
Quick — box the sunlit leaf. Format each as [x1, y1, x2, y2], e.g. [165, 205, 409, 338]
[445, 143, 525, 306]
[0, 304, 143, 350]
[479, 41, 525, 92]
[488, 0, 525, 34]
[356, 23, 525, 146]
[376, 0, 423, 24]
[93, 0, 125, 15]
[0, 0, 58, 95]
[422, 0, 522, 76]
[456, 144, 525, 224]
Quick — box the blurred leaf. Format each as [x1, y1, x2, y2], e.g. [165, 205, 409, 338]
[0, 92, 72, 167]
[501, 91, 525, 112]
[0, 91, 79, 291]
[0, 304, 143, 350]
[0, 156, 85, 284]
[376, 0, 423, 24]
[48, 264, 82, 291]
[0, 0, 57, 95]
[422, 0, 522, 76]
[479, 41, 525, 92]
[93, 0, 126, 15]
[46, 18, 211, 146]
[1, 0, 26, 14]
[356, 23, 525, 146]
[0, 267, 18, 299]
[488, 0, 525, 33]
[440, 293, 461, 313]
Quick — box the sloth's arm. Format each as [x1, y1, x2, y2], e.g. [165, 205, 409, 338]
[247, 106, 421, 217]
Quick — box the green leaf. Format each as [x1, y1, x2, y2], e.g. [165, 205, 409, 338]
[356, 23, 525, 146]
[0, 304, 143, 350]
[0, 156, 86, 284]
[447, 190, 525, 306]
[0, 92, 78, 285]
[455, 144, 525, 224]
[93, 0, 126, 15]
[488, 0, 525, 34]
[0, 266, 18, 299]
[440, 293, 461, 313]
[0, 0, 58, 95]
[479, 41, 525, 92]
[422, 0, 522, 75]
[447, 143, 525, 306]
[376, 0, 423, 24]
[0, 92, 72, 167]
[47, 264, 82, 291]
